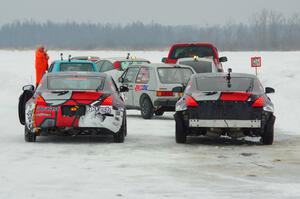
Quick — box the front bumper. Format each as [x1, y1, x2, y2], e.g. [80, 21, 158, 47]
[189, 119, 261, 128]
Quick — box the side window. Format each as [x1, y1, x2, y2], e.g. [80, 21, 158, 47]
[123, 67, 139, 83]
[100, 61, 114, 72]
[48, 63, 54, 72]
[96, 60, 105, 71]
[136, 67, 150, 84]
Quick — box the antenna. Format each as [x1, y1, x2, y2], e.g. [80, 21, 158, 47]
[60, 53, 63, 60]
[226, 68, 232, 88]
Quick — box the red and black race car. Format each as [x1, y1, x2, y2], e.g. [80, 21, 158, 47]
[174, 70, 276, 145]
[18, 72, 129, 143]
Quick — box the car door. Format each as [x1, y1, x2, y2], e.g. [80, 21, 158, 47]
[134, 67, 150, 106]
[121, 67, 139, 106]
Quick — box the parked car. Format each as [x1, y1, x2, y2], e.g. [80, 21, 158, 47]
[177, 57, 221, 73]
[162, 43, 227, 71]
[71, 56, 100, 62]
[48, 60, 98, 72]
[18, 72, 129, 143]
[119, 63, 196, 119]
[96, 57, 150, 83]
[174, 70, 276, 145]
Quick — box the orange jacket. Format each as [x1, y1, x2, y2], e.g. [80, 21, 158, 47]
[35, 48, 49, 85]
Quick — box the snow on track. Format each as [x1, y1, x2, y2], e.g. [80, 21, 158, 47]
[0, 51, 299, 199]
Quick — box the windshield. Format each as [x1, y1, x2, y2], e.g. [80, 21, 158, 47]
[47, 76, 104, 90]
[157, 68, 193, 84]
[171, 46, 215, 59]
[120, 61, 150, 70]
[60, 63, 94, 72]
[195, 77, 257, 92]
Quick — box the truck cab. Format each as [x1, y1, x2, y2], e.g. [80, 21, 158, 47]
[162, 43, 227, 72]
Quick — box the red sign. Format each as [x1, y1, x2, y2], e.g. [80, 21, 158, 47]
[251, 57, 262, 68]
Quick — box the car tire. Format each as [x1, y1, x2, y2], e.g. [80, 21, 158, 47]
[154, 109, 164, 116]
[175, 112, 187, 144]
[140, 97, 154, 119]
[25, 126, 36, 142]
[114, 115, 126, 143]
[262, 115, 275, 145]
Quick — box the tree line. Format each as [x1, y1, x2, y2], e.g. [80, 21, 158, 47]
[0, 10, 299, 51]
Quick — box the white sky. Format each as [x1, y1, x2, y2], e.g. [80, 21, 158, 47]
[0, 0, 299, 25]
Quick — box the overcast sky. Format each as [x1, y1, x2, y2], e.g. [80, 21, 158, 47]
[0, 0, 299, 26]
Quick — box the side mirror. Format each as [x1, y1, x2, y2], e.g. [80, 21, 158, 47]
[118, 77, 124, 83]
[265, 87, 275, 94]
[119, 85, 129, 92]
[219, 56, 228, 63]
[172, 86, 184, 93]
[22, 85, 35, 91]
[161, 57, 167, 63]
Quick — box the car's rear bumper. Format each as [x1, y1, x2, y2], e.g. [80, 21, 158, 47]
[189, 119, 261, 128]
[154, 99, 178, 108]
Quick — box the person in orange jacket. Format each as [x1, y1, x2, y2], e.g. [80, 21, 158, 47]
[35, 46, 49, 86]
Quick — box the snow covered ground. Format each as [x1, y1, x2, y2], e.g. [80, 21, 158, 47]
[0, 50, 300, 198]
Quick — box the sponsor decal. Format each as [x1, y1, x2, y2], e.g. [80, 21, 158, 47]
[36, 107, 58, 111]
[135, 84, 148, 91]
[36, 113, 52, 117]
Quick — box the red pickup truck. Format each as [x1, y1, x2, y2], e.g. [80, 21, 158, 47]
[162, 43, 227, 72]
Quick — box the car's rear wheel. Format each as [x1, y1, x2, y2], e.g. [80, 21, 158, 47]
[25, 126, 36, 142]
[114, 115, 126, 143]
[140, 97, 154, 119]
[175, 112, 187, 144]
[154, 109, 164, 116]
[262, 115, 275, 145]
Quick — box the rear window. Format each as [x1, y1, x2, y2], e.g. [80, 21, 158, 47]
[60, 63, 94, 72]
[157, 68, 193, 84]
[171, 46, 215, 59]
[178, 60, 213, 73]
[195, 77, 259, 92]
[47, 76, 104, 90]
[121, 61, 150, 70]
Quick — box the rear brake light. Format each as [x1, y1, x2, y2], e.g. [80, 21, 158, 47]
[252, 97, 264, 108]
[220, 92, 251, 101]
[36, 95, 46, 106]
[101, 95, 113, 106]
[113, 61, 121, 70]
[156, 91, 173, 97]
[185, 95, 198, 107]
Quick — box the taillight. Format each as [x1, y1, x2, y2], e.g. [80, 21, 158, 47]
[113, 61, 121, 70]
[220, 92, 251, 101]
[252, 97, 264, 108]
[36, 95, 46, 106]
[101, 95, 113, 106]
[156, 91, 173, 97]
[185, 95, 198, 107]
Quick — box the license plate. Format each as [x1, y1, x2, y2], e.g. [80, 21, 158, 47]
[62, 105, 86, 116]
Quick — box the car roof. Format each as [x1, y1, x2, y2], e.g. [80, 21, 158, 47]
[192, 72, 257, 79]
[171, 43, 216, 48]
[51, 60, 96, 64]
[127, 63, 195, 69]
[45, 72, 107, 78]
[99, 57, 150, 62]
